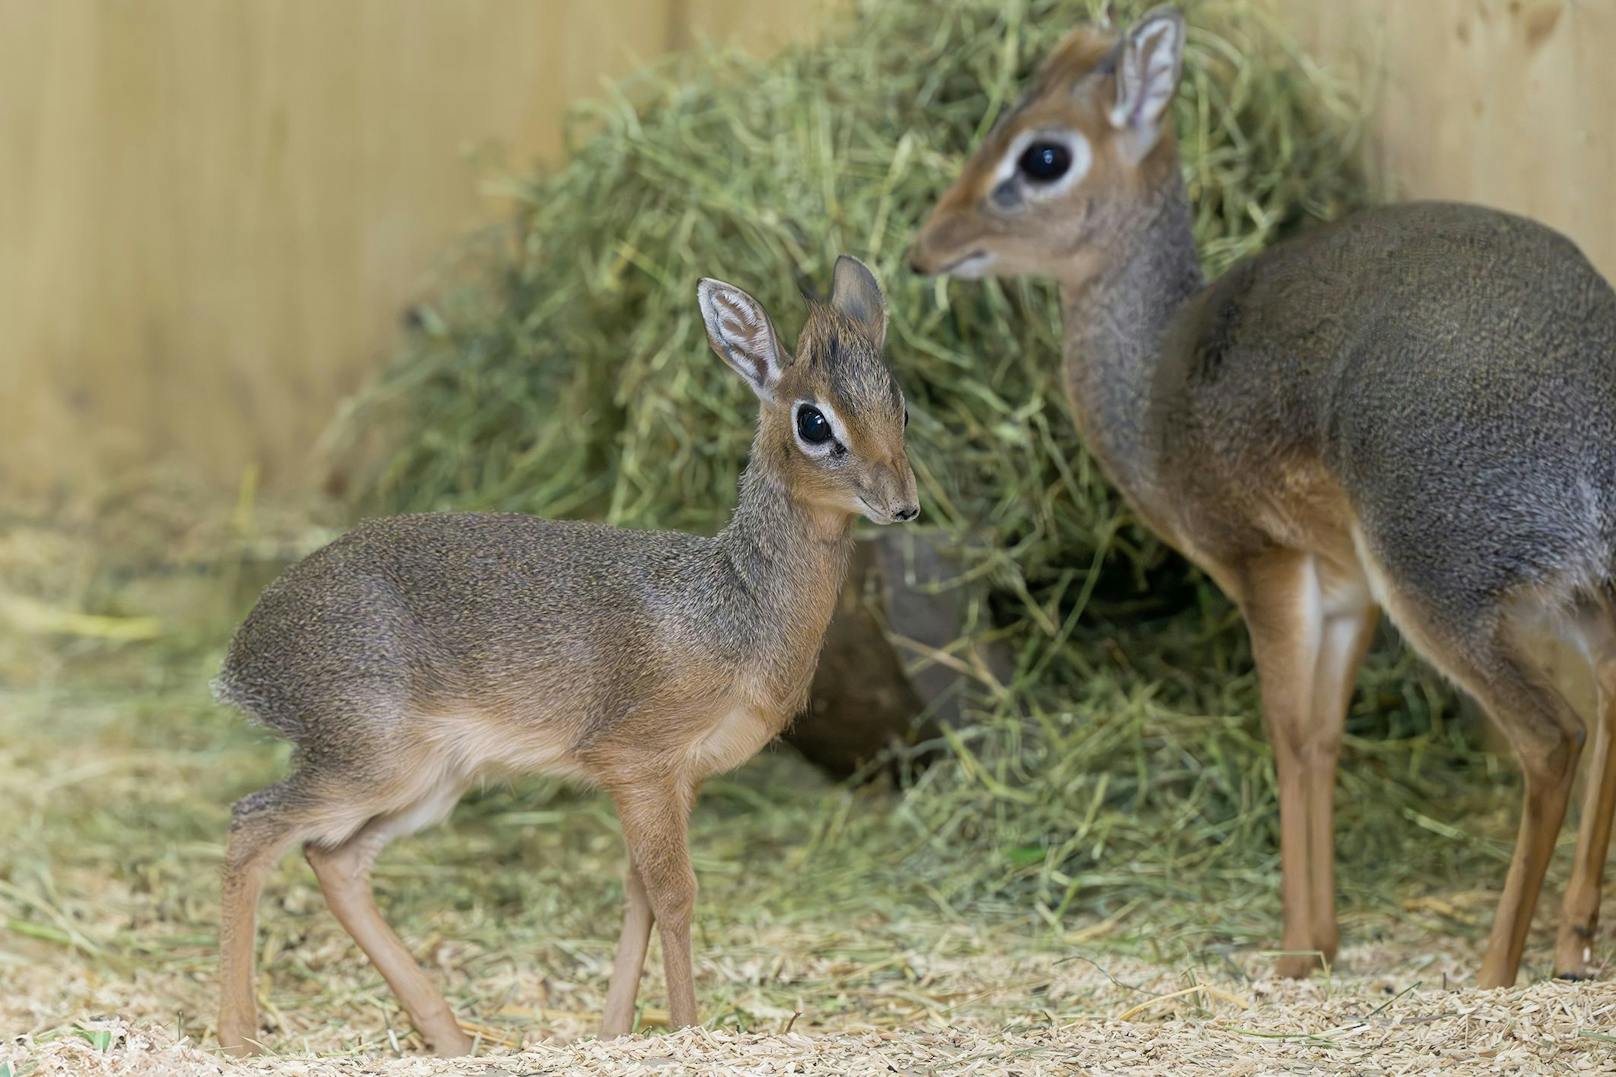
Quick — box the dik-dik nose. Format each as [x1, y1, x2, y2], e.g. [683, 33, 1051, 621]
[889, 473, 921, 523]
[884, 461, 921, 523]
[905, 235, 948, 277]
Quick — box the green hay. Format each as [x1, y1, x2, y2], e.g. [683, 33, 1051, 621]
[338, 0, 1497, 942]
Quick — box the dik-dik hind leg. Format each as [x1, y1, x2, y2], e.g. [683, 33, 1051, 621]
[305, 786, 472, 1056]
[1394, 613, 1582, 987]
[610, 781, 700, 1028]
[1556, 614, 1616, 980]
[219, 780, 311, 1057]
[1242, 552, 1371, 978]
[1474, 656, 1581, 988]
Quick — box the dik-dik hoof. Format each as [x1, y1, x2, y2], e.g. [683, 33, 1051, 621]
[1553, 924, 1600, 981]
[217, 1007, 265, 1058]
[425, 1024, 474, 1057]
[1273, 952, 1327, 980]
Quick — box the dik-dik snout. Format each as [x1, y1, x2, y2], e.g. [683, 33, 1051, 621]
[705, 255, 920, 527]
[908, 5, 1185, 284]
[857, 456, 921, 524]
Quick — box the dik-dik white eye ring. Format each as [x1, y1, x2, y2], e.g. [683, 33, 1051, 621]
[793, 400, 847, 458]
[991, 129, 1092, 209]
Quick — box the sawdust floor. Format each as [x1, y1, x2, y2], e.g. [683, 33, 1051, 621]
[7, 936, 1616, 1075]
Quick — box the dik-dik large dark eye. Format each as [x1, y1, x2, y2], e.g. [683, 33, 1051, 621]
[796, 405, 833, 445]
[1018, 141, 1071, 183]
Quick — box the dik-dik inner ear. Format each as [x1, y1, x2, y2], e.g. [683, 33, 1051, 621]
[697, 277, 791, 401]
[828, 255, 886, 350]
[1108, 4, 1184, 165]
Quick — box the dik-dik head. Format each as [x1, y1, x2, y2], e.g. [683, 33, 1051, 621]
[908, 5, 1186, 283]
[697, 256, 919, 525]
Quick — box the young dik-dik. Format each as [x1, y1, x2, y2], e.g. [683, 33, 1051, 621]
[213, 256, 919, 1056]
[910, 5, 1616, 987]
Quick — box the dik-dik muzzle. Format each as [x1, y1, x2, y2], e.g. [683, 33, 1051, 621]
[854, 454, 920, 525]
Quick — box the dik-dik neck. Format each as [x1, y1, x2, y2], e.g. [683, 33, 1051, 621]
[715, 447, 854, 696]
[1058, 172, 1203, 497]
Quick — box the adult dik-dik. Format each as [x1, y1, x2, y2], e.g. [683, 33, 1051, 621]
[908, 5, 1616, 987]
[213, 256, 919, 1055]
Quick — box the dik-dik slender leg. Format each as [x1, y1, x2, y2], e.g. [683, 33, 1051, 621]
[1556, 633, 1616, 979]
[1360, 552, 1585, 986]
[1476, 660, 1581, 987]
[1304, 605, 1379, 963]
[1409, 635, 1581, 988]
[611, 781, 700, 1028]
[601, 864, 654, 1035]
[304, 803, 472, 1057]
[219, 781, 307, 1057]
[1242, 551, 1329, 978]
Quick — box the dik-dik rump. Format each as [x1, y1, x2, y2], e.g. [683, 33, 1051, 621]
[910, 5, 1616, 987]
[213, 256, 919, 1055]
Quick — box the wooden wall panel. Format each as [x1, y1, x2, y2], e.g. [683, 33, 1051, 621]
[0, 0, 833, 502]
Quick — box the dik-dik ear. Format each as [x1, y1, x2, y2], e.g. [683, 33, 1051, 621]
[829, 255, 886, 349]
[1108, 5, 1184, 165]
[697, 277, 791, 401]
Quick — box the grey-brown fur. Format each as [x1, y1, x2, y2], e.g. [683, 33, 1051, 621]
[909, 4, 1616, 990]
[217, 493, 836, 785]
[213, 255, 918, 1056]
[1103, 199, 1616, 634]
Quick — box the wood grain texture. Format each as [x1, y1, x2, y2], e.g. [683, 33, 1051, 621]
[0, 0, 833, 501]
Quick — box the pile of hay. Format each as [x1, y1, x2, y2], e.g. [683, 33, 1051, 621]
[345, 0, 1496, 937]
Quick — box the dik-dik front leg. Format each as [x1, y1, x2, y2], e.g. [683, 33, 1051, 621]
[606, 779, 700, 1031]
[1242, 551, 1375, 978]
[601, 863, 653, 1035]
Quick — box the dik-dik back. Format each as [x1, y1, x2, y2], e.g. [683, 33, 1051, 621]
[1151, 201, 1616, 589]
[218, 514, 738, 777]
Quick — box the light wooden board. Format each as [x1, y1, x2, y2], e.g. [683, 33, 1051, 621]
[0, 0, 834, 501]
